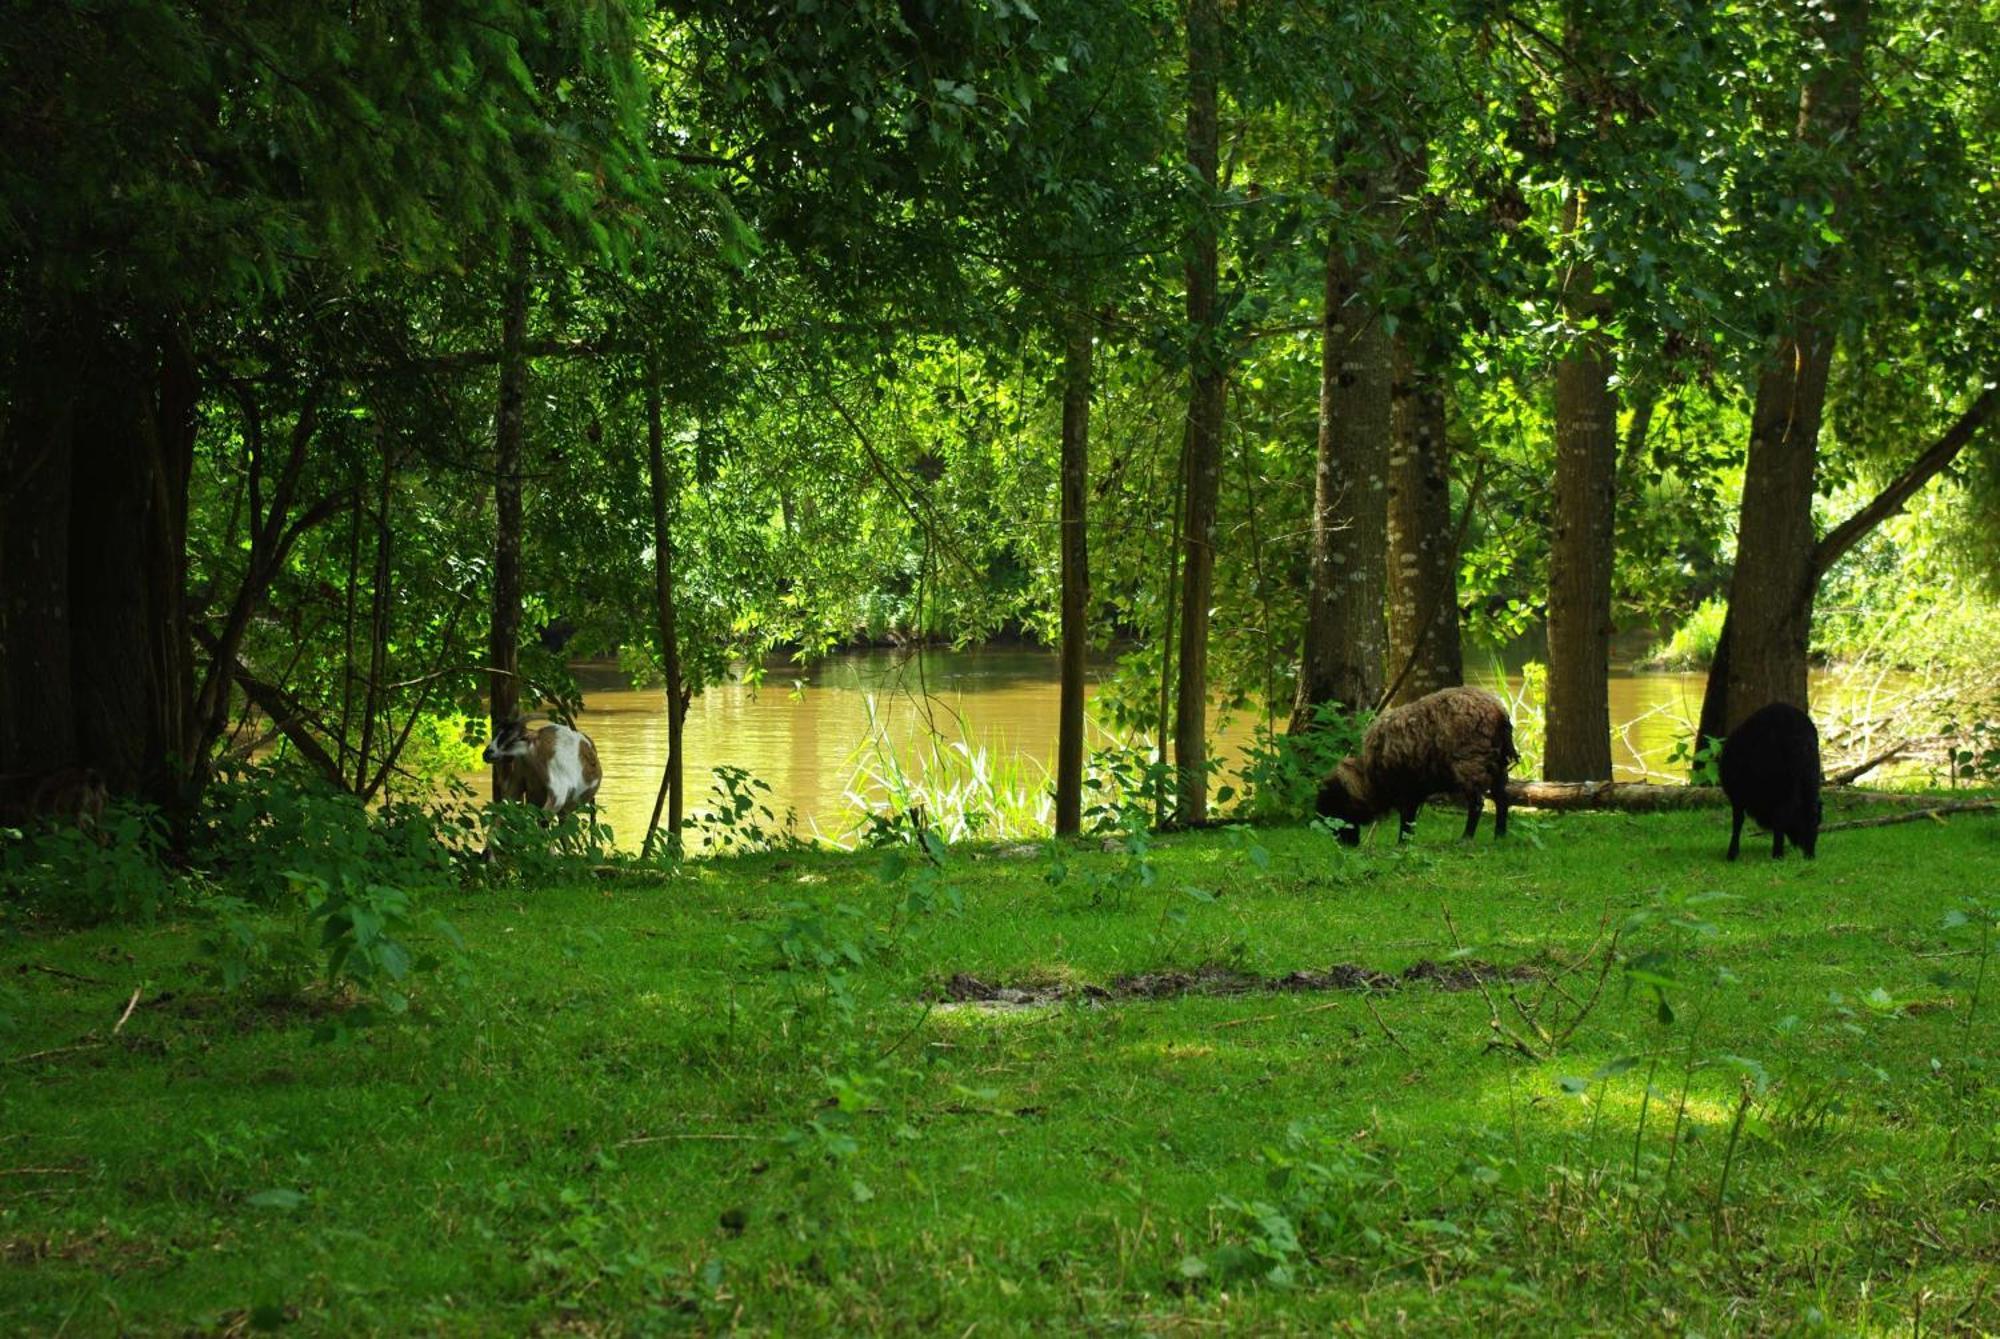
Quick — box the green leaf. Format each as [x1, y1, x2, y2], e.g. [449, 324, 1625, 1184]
[246, 1188, 307, 1211]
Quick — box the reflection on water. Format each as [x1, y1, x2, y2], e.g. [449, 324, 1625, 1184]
[539, 648, 1902, 848]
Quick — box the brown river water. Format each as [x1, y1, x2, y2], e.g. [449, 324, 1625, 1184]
[505, 649, 1915, 849]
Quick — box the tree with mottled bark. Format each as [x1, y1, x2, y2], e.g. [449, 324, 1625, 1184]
[1385, 334, 1462, 707]
[1291, 219, 1394, 733]
[1545, 185, 1619, 781]
[1699, 0, 1871, 745]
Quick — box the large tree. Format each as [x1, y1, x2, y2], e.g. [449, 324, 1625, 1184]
[0, 2, 651, 816]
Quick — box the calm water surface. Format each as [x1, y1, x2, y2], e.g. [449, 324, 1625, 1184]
[533, 648, 1903, 848]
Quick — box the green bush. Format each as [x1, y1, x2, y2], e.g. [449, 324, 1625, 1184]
[1641, 597, 1728, 670]
[1231, 702, 1368, 822]
[0, 800, 179, 925]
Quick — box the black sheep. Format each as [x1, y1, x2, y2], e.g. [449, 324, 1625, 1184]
[1718, 702, 1822, 860]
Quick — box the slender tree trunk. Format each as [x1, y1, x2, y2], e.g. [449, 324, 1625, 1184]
[1173, 0, 1225, 826]
[354, 451, 395, 793]
[1154, 418, 1187, 828]
[1544, 187, 1619, 781]
[337, 473, 362, 781]
[1056, 301, 1094, 837]
[1290, 221, 1393, 732]
[1699, 0, 1870, 744]
[489, 236, 530, 795]
[642, 382, 687, 856]
[1385, 335, 1461, 707]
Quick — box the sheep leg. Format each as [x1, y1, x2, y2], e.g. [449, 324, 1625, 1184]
[1398, 806, 1419, 843]
[1727, 807, 1744, 861]
[1491, 777, 1509, 839]
[1461, 795, 1481, 841]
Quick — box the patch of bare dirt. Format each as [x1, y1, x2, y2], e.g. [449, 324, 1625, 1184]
[938, 958, 1535, 1008]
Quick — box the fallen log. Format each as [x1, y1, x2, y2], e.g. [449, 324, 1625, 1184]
[1494, 780, 1953, 813]
[1501, 781, 1726, 811]
[1819, 801, 2000, 834]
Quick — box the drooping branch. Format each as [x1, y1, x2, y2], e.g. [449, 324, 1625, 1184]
[1812, 382, 1999, 578]
[190, 626, 345, 787]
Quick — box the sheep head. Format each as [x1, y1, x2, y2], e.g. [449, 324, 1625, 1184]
[1315, 758, 1376, 845]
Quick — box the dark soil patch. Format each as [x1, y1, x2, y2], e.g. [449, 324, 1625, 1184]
[939, 958, 1536, 1008]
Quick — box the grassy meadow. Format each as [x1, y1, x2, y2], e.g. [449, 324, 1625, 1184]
[3, 804, 1997, 1334]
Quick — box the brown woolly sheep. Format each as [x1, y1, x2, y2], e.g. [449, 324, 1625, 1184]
[1315, 687, 1517, 846]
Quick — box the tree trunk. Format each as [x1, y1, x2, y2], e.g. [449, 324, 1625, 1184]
[1056, 300, 1094, 838]
[68, 325, 197, 809]
[1698, 0, 1870, 745]
[1385, 334, 1461, 708]
[489, 237, 530, 794]
[353, 450, 395, 793]
[1173, 0, 1225, 826]
[1290, 222, 1392, 732]
[1544, 187, 1619, 781]
[0, 347, 78, 778]
[642, 382, 688, 856]
[3, 316, 196, 815]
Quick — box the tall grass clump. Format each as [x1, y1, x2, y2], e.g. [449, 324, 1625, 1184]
[836, 694, 1053, 845]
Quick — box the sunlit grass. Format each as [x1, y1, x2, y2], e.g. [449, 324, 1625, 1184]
[2, 804, 1996, 1333]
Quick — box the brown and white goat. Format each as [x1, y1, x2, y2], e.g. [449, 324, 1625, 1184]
[482, 720, 602, 818]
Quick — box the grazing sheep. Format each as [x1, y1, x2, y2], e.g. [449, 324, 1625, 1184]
[1718, 702, 1821, 860]
[1315, 687, 1517, 846]
[482, 719, 602, 818]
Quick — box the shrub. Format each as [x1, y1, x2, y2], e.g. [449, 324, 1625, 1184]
[0, 799, 179, 925]
[1232, 701, 1367, 822]
[1642, 597, 1728, 670]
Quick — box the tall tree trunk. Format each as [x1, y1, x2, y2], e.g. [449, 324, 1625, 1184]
[1698, 0, 1871, 745]
[4, 316, 196, 815]
[1385, 335, 1461, 707]
[69, 324, 197, 809]
[1290, 222, 1392, 732]
[642, 382, 687, 856]
[1056, 300, 1094, 838]
[0, 346, 78, 778]
[489, 236, 530, 795]
[1173, 0, 1225, 826]
[1544, 187, 1618, 781]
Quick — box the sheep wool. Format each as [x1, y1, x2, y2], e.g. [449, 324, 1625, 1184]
[1718, 702, 1821, 860]
[1316, 686, 1517, 846]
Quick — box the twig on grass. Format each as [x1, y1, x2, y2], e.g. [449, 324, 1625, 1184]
[1820, 800, 2000, 833]
[878, 1000, 936, 1060]
[616, 1132, 764, 1147]
[1548, 925, 1625, 1051]
[113, 987, 142, 1035]
[5, 1039, 102, 1065]
[1211, 999, 1345, 1031]
[0, 1167, 86, 1176]
[1361, 990, 1415, 1059]
[1443, 902, 1515, 1021]
[15, 964, 107, 986]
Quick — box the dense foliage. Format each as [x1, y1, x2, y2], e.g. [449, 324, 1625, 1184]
[3, 0, 1998, 839]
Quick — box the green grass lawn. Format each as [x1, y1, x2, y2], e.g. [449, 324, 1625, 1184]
[4, 806, 1998, 1334]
